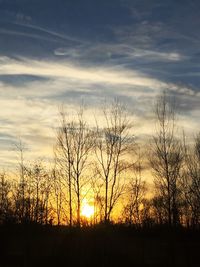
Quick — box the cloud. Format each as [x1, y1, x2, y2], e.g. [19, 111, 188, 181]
[0, 52, 199, 169]
[0, 56, 176, 89]
[12, 21, 85, 45]
[0, 56, 198, 107]
[0, 28, 64, 44]
[61, 44, 186, 65]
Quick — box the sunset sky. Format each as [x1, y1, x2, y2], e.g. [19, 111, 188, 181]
[0, 0, 200, 169]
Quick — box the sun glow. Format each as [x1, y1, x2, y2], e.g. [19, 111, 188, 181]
[81, 202, 94, 218]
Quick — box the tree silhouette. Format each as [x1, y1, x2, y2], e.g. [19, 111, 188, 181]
[95, 100, 134, 222]
[149, 92, 183, 226]
[123, 151, 146, 225]
[56, 106, 94, 226]
[181, 133, 200, 227]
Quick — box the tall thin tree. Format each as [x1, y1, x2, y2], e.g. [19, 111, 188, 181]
[95, 100, 134, 222]
[149, 91, 183, 226]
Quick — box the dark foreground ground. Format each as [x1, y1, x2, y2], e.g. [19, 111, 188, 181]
[0, 224, 200, 267]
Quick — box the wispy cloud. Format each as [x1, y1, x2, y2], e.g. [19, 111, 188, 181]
[0, 56, 188, 91]
[12, 21, 86, 45]
[0, 56, 198, 167]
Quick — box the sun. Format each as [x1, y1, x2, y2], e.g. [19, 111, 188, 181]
[81, 203, 94, 218]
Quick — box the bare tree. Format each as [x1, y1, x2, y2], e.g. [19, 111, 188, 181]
[21, 161, 51, 224]
[151, 195, 168, 225]
[14, 139, 26, 222]
[123, 153, 146, 225]
[95, 100, 134, 222]
[56, 110, 74, 226]
[56, 106, 94, 226]
[149, 91, 183, 226]
[51, 164, 65, 225]
[181, 133, 200, 227]
[90, 169, 104, 223]
[0, 172, 12, 223]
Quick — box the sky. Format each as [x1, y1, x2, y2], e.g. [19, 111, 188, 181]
[0, 0, 200, 168]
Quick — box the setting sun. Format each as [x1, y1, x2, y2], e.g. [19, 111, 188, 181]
[81, 203, 94, 218]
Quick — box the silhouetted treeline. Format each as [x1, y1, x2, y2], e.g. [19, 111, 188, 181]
[1, 223, 200, 267]
[0, 93, 200, 229]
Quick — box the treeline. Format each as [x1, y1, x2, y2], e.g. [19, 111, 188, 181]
[0, 92, 200, 228]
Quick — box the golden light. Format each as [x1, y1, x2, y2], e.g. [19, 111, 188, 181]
[81, 202, 94, 218]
